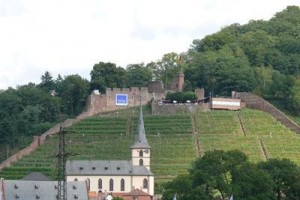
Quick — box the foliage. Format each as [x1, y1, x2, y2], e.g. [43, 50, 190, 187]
[90, 62, 126, 93]
[258, 158, 300, 200]
[148, 52, 185, 88]
[126, 63, 152, 87]
[185, 5, 300, 112]
[165, 92, 197, 103]
[163, 150, 300, 200]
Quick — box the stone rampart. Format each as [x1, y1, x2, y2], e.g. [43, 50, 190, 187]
[0, 118, 77, 170]
[151, 102, 210, 114]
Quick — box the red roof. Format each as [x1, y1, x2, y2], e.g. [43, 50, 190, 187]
[124, 189, 151, 197]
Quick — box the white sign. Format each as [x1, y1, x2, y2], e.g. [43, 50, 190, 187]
[212, 100, 240, 107]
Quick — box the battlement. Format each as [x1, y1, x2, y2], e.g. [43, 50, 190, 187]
[106, 87, 149, 94]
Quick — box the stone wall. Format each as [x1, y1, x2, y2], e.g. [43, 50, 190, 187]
[0, 119, 77, 170]
[151, 101, 210, 114]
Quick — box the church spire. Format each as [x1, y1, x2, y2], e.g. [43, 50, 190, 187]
[131, 102, 151, 149]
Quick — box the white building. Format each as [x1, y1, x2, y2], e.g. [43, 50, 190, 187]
[66, 105, 154, 199]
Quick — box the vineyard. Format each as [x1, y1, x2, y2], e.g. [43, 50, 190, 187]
[1, 108, 300, 184]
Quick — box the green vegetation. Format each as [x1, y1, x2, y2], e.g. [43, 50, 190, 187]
[165, 92, 197, 103]
[163, 150, 300, 200]
[2, 108, 300, 187]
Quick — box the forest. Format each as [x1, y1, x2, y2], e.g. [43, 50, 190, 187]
[0, 6, 299, 160]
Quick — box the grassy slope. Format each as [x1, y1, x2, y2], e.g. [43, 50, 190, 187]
[1, 108, 300, 184]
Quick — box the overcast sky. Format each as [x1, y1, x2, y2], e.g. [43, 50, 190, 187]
[0, 0, 299, 89]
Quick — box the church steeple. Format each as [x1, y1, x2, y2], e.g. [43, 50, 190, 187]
[131, 103, 151, 149]
[131, 102, 151, 170]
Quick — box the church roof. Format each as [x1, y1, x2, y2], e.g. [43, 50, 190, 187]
[21, 172, 51, 181]
[4, 180, 88, 200]
[66, 160, 153, 176]
[131, 105, 151, 149]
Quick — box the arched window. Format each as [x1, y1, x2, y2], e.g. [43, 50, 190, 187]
[120, 179, 125, 191]
[86, 178, 90, 191]
[109, 179, 114, 191]
[139, 159, 143, 166]
[98, 179, 102, 189]
[139, 150, 143, 157]
[143, 178, 148, 189]
[74, 178, 78, 182]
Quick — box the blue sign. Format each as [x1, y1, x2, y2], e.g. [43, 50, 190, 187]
[116, 94, 128, 106]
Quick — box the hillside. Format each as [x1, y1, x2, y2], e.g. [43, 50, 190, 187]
[1, 108, 300, 184]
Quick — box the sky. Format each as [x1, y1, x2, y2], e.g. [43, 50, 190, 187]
[0, 0, 299, 89]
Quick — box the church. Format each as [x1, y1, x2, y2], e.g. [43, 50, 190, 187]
[66, 105, 154, 200]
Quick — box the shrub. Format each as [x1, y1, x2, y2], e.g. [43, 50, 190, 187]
[166, 92, 197, 103]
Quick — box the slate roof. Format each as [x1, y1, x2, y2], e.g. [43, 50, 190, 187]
[21, 172, 51, 181]
[66, 160, 153, 176]
[4, 180, 88, 200]
[131, 104, 151, 149]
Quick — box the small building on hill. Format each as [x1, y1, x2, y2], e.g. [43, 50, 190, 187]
[66, 105, 154, 199]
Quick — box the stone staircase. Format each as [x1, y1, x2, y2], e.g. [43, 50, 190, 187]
[237, 92, 300, 133]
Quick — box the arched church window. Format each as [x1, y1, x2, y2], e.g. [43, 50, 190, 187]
[139, 159, 143, 166]
[74, 178, 78, 182]
[143, 178, 148, 189]
[109, 179, 114, 191]
[98, 179, 102, 189]
[139, 150, 143, 157]
[121, 179, 125, 191]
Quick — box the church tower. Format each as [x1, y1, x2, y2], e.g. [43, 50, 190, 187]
[131, 104, 151, 170]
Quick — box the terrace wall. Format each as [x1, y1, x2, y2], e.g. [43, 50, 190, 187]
[0, 119, 77, 170]
[151, 101, 210, 114]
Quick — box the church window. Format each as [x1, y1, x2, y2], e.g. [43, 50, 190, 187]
[139, 159, 143, 166]
[74, 178, 78, 182]
[139, 150, 143, 157]
[98, 179, 102, 189]
[109, 179, 114, 191]
[86, 178, 90, 191]
[143, 178, 148, 189]
[121, 179, 125, 191]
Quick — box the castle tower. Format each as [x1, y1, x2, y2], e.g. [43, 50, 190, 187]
[131, 104, 151, 170]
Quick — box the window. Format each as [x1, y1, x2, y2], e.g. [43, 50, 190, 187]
[139, 159, 143, 166]
[121, 179, 125, 191]
[86, 178, 90, 191]
[98, 179, 102, 189]
[74, 178, 78, 182]
[109, 179, 114, 191]
[143, 178, 148, 189]
[139, 150, 143, 157]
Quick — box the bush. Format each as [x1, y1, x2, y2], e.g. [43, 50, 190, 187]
[166, 92, 197, 103]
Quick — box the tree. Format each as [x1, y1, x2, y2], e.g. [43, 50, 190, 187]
[231, 163, 274, 200]
[126, 63, 152, 87]
[58, 74, 89, 116]
[90, 62, 126, 93]
[150, 52, 184, 88]
[190, 150, 248, 199]
[258, 158, 300, 200]
[39, 71, 55, 91]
